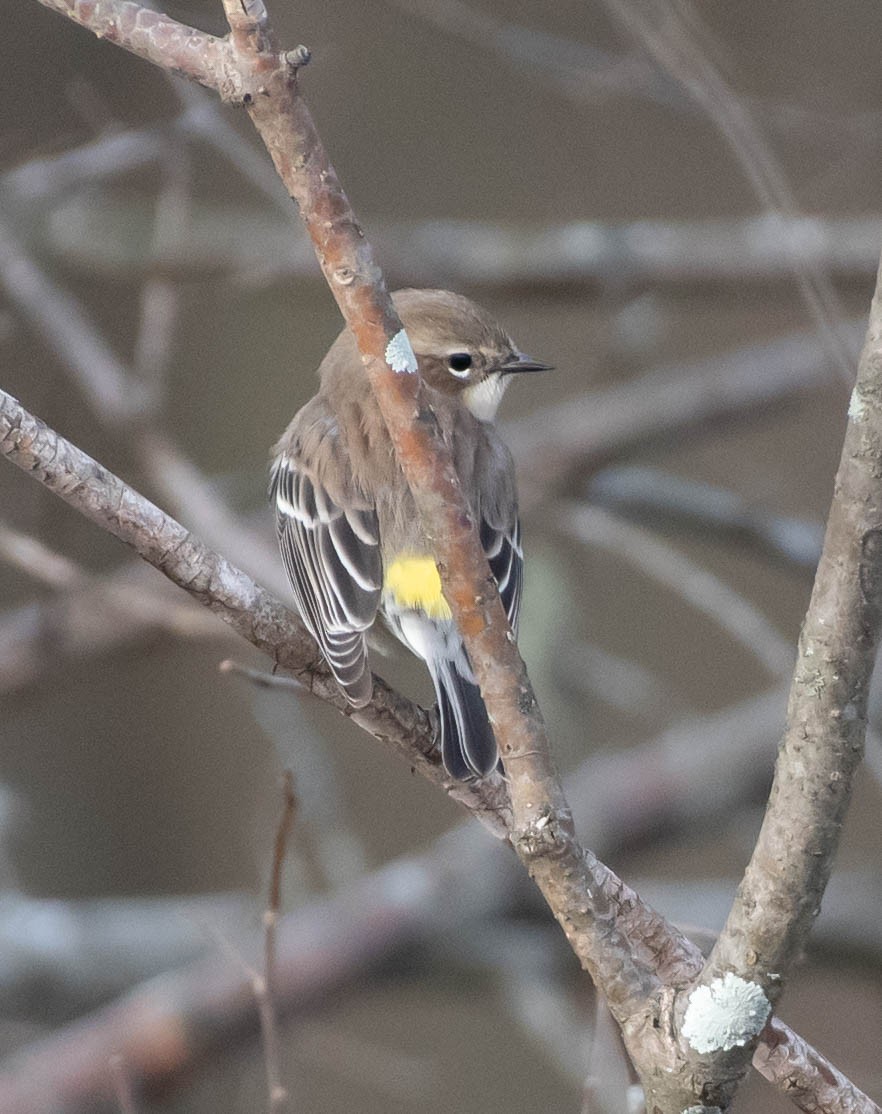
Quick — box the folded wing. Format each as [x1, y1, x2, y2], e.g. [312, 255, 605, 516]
[480, 513, 523, 634]
[271, 455, 382, 706]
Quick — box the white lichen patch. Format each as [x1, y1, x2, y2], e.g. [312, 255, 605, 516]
[848, 387, 868, 422]
[682, 1107, 722, 1114]
[385, 329, 418, 374]
[681, 972, 771, 1054]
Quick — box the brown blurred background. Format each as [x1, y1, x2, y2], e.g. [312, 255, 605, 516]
[1, 1, 881, 1110]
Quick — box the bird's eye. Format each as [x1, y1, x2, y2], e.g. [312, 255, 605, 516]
[447, 352, 472, 377]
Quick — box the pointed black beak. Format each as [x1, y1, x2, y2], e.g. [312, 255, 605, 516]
[499, 353, 554, 376]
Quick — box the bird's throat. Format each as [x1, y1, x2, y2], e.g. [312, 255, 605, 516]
[461, 373, 508, 422]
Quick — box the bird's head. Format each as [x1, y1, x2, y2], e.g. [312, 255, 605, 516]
[393, 288, 552, 422]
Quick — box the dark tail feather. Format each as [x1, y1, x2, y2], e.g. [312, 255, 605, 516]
[434, 663, 498, 779]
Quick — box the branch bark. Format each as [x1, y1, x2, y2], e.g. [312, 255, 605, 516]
[668, 254, 882, 1104]
[36, 0, 237, 92]
[710, 267, 882, 979]
[0, 388, 511, 833]
[208, 0, 682, 1042]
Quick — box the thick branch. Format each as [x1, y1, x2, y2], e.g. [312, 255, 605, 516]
[211, 0, 676, 1029]
[34, 0, 237, 93]
[651, 259, 882, 1111]
[754, 1020, 877, 1114]
[707, 261, 882, 982]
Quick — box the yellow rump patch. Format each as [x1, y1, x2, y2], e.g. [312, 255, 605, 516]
[385, 555, 452, 620]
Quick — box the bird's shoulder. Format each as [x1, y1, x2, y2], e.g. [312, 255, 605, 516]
[460, 412, 517, 514]
[273, 394, 339, 461]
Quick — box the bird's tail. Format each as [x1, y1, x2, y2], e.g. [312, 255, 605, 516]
[431, 658, 498, 780]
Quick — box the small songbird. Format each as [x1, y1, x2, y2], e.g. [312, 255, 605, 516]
[271, 289, 550, 779]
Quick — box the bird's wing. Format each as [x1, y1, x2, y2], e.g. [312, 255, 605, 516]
[480, 512, 523, 635]
[271, 452, 382, 706]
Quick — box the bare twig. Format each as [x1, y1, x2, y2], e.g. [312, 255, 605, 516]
[34, 0, 235, 93]
[131, 147, 190, 405]
[0, 217, 148, 422]
[0, 564, 228, 694]
[0, 521, 85, 589]
[38, 190, 882, 288]
[108, 1055, 138, 1114]
[587, 466, 824, 570]
[0, 200, 287, 595]
[259, 771, 296, 1113]
[754, 1019, 879, 1113]
[390, 0, 882, 166]
[219, 658, 303, 692]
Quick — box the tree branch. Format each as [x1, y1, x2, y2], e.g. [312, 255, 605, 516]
[35, 0, 237, 93]
[0, 388, 510, 833]
[673, 253, 882, 1099]
[211, 0, 689, 1040]
[711, 262, 882, 978]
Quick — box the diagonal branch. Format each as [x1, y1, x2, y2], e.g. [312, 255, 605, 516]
[214, 0, 680, 1033]
[675, 253, 882, 1096]
[0, 388, 511, 834]
[710, 260, 882, 980]
[35, 0, 237, 93]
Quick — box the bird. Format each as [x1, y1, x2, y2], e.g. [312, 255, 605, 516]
[270, 288, 550, 779]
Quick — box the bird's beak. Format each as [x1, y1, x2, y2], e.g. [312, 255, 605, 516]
[499, 353, 554, 376]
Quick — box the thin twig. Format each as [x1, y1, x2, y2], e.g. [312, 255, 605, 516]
[219, 659, 304, 692]
[108, 1055, 138, 1114]
[0, 217, 148, 422]
[36, 188, 882, 287]
[587, 466, 824, 570]
[0, 564, 228, 695]
[0, 521, 85, 589]
[259, 771, 296, 1113]
[0, 199, 287, 596]
[132, 145, 190, 406]
[34, 0, 235, 93]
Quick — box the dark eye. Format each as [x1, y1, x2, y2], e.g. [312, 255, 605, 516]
[447, 352, 472, 377]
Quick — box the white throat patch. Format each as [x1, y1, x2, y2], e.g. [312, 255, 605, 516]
[462, 373, 509, 422]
